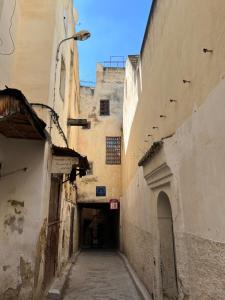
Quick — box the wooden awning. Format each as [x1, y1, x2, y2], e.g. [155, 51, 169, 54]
[0, 88, 47, 140]
[52, 145, 90, 176]
[52, 145, 82, 158]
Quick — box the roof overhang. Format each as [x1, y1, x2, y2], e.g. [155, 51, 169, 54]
[52, 145, 82, 158]
[0, 88, 47, 140]
[138, 141, 163, 167]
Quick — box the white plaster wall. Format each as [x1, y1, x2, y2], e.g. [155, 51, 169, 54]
[122, 77, 225, 299]
[123, 58, 140, 153]
[164, 77, 225, 243]
[122, 2, 225, 297]
[0, 135, 49, 299]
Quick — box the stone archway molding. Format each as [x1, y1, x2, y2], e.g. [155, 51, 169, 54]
[144, 162, 172, 190]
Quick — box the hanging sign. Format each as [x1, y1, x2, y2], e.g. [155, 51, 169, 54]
[110, 199, 119, 210]
[51, 156, 79, 174]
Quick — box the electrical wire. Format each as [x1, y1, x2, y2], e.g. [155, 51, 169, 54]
[0, 0, 16, 55]
[30, 103, 68, 147]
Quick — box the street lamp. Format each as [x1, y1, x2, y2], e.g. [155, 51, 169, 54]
[56, 30, 91, 61]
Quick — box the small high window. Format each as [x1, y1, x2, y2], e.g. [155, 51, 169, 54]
[106, 137, 121, 165]
[60, 57, 66, 101]
[100, 99, 110, 116]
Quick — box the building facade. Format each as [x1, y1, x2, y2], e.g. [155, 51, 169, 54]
[0, 1, 88, 299]
[77, 64, 124, 249]
[121, 1, 225, 299]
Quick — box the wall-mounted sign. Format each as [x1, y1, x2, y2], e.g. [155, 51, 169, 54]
[110, 199, 119, 210]
[96, 186, 106, 197]
[51, 156, 79, 174]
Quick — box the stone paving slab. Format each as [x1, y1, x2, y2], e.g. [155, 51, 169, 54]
[62, 250, 143, 300]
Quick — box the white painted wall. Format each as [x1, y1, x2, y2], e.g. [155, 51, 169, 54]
[164, 77, 225, 243]
[122, 76, 225, 299]
[0, 134, 50, 298]
[123, 57, 140, 153]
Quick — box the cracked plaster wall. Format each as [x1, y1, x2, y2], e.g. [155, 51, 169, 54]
[0, 136, 50, 300]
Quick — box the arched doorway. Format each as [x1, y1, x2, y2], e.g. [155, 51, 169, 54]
[157, 191, 178, 299]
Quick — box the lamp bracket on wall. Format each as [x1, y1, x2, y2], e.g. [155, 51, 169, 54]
[67, 118, 90, 129]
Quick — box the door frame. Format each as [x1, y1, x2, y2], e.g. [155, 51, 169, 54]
[143, 163, 188, 299]
[44, 174, 62, 288]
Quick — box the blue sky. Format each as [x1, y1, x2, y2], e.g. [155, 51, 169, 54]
[74, 1, 152, 83]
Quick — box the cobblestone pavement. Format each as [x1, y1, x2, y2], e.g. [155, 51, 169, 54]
[63, 250, 143, 300]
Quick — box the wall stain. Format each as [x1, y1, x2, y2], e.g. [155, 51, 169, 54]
[78, 192, 88, 200]
[178, 277, 190, 299]
[81, 176, 98, 184]
[2, 257, 33, 300]
[20, 257, 33, 287]
[3, 265, 10, 272]
[2, 286, 22, 300]
[8, 200, 24, 215]
[4, 215, 24, 234]
[88, 112, 100, 123]
[33, 218, 47, 290]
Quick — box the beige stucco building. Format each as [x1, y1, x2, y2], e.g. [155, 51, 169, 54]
[121, 1, 225, 299]
[77, 64, 124, 249]
[0, 1, 89, 299]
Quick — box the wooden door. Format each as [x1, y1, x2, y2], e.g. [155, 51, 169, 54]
[44, 175, 62, 288]
[69, 206, 75, 257]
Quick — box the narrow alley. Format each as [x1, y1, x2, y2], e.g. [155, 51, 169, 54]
[62, 251, 143, 300]
[1, 1, 225, 299]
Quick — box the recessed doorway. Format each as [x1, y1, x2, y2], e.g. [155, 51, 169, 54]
[157, 191, 178, 299]
[78, 202, 119, 249]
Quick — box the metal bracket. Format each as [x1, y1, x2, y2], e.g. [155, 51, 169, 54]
[0, 167, 28, 179]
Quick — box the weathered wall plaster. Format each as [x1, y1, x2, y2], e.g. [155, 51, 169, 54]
[122, 77, 225, 300]
[122, 1, 225, 299]
[0, 135, 49, 300]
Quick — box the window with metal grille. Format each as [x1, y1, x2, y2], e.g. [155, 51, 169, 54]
[106, 137, 121, 165]
[100, 99, 110, 116]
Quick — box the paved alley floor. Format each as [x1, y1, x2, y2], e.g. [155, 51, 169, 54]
[63, 250, 143, 300]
